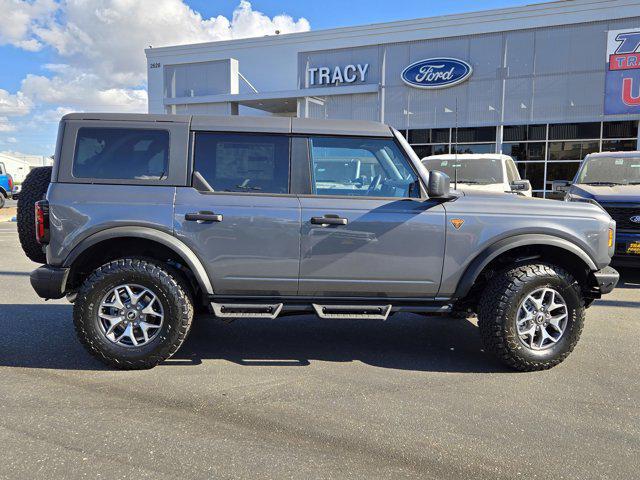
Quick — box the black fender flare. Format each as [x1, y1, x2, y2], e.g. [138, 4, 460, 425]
[453, 234, 597, 299]
[63, 226, 214, 295]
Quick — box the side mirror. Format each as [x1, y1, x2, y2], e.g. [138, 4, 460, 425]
[510, 179, 531, 192]
[428, 170, 451, 198]
[552, 180, 571, 193]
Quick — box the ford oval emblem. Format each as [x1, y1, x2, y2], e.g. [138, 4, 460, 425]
[631, 215, 640, 223]
[401, 58, 473, 89]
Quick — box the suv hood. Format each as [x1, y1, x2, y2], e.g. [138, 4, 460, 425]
[569, 184, 640, 203]
[457, 183, 507, 193]
[455, 188, 609, 220]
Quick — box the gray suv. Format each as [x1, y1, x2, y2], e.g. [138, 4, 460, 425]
[22, 113, 619, 371]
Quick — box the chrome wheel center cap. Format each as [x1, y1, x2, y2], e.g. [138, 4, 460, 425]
[126, 310, 138, 321]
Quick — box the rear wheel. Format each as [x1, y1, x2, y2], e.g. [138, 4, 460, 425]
[17, 166, 52, 263]
[0, 194, 5, 209]
[73, 258, 194, 370]
[478, 263, 585, 371]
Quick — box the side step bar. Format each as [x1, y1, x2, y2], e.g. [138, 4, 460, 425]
[211, 302, 283, 319]
[312, 304, 392, 320]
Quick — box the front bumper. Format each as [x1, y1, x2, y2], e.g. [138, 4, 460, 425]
[589, 266, 620, 295]
[30, 265, 70, 299]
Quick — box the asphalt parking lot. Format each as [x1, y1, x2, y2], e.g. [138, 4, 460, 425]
[0, 221, 638, 480]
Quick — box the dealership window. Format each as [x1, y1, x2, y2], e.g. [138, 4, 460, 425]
[516, 163, 545, 191]
[503, 124, 546, 142]
[408, 121, 639, 198]
[452, 143, 496, 154]
[603, 121, 637, 139]
[602, 139, 637, 152]
[548, 122, 600, 141]
[193, 133, 290, 194]
[548, 141, 599, 161]
[502, 142, 546, 161]
[412, 144, 449, 158]
[453, 127, 496, 143]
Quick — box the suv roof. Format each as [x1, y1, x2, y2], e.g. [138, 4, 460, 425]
[422, 154, 514, 161]
[584, 151, 640, 159]
[61, 113, 393, 138]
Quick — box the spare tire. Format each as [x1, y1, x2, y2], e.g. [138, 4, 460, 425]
[18, 166, 52, 263]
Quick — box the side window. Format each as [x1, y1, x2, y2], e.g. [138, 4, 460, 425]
[193, 133, 290, 194]
[506, 159, 520, 183]
[73, 128, 169, 180]
[0, 163, 5, 175]
[309, 136, 419, 198]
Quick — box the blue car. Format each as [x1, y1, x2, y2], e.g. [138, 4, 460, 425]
[555, 151, 640, 267]
[0, 161, 13, 209]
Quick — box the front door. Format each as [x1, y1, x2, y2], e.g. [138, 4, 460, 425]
[298, 136, 446, 298]
[174, 132, 300, 296]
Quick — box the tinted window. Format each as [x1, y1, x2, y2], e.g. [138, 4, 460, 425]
[194, 133, 289, 194]
[310, 137, 418, 198]
[73, 128, 169, 180]
[577, 156, 640, 184]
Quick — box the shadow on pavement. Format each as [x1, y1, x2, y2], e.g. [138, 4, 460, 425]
[0, 303, 508, 373]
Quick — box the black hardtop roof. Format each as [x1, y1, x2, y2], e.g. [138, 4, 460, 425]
[61, 113, 393, 137]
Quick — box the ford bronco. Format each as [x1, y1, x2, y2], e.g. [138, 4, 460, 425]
[20, 113, 619, 370]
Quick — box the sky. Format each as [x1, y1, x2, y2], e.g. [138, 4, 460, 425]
[0, 0, 538, 156]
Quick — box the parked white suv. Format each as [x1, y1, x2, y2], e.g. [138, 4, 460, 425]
[422, 154, 532, 197]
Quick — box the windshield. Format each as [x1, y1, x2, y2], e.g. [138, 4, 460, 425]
[422, 158, 503, 185]
[577, 156, 640, 185]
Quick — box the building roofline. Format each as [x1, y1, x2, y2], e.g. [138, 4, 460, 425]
[145, 0, 640, 58]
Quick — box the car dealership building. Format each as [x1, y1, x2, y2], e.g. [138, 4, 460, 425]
[146, 0, 640, 196]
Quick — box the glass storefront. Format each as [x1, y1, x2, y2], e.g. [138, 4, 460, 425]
[405, 121, 638, 198]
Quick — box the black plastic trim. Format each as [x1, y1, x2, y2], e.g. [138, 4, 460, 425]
[453, 234, 599, 299]
[590, 266, 620, 294]
[30, 265, 70, 299]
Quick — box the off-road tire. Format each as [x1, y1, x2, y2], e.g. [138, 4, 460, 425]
[0, 193, 5, 209]
[478, 263, 585, 371]
[73, 258, 194, 370]
[17, 166, 52, 263]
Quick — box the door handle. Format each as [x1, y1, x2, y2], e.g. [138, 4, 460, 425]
[185, 211, 223, 223]
[310, 215, 348, 226]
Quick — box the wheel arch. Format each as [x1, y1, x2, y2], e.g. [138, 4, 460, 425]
[63, 226, 213, 298]
[0, 186, 7, 198]
[453, 234, 597, 301]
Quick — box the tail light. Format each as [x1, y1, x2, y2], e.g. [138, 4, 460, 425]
[35, 200, 50, 245]
[8, 175, 13, 192]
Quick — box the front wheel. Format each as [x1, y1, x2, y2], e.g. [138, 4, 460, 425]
[478, 263, 585, 371]
[73, 258, 194, 369]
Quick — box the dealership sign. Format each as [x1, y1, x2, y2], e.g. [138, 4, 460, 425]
[401, 58, 473, 89]
[307, 64, 369, 86]
[605, 28, 640, 114]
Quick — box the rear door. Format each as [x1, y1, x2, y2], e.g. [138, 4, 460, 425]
[298, 136, 446, 298]
[174, 131, 301, 296]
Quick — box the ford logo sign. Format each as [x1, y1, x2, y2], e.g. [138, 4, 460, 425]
[401, 58, 473, 89]
[631, 215, 640, 223]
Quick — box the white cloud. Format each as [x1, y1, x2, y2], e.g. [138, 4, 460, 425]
[0, 89, 33, 116]
[0, 116, 17, 132]
[21, 73, 148, 112]
[0, 0, 56, 51]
